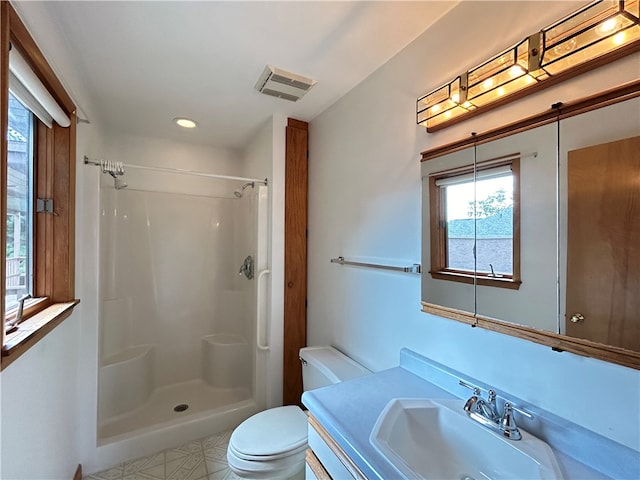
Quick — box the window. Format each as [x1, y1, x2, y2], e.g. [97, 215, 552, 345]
[429, 156, 521, 289]
[1, 2, 78, 369]
[6, 92, 33, 313]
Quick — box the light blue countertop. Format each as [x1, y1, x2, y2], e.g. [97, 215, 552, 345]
[303, 367, 451, 479]
[302, 349, 637, 480]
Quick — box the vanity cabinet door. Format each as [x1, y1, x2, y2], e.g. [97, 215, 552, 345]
[306, 415, 364, 480]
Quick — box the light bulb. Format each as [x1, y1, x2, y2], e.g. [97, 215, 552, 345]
[510, 65, 525, 77]
[613, 31, 626, 46]
[598, 18, 618, 35]
[431, 104, 441, 114]
[462, 101, 472, 109]
[444, 110, 452, 119]
[451, 93, 460, 103]
[483, 78, 495, 90]
[174, 117, 198, 128]
[497, 87, 506, 97]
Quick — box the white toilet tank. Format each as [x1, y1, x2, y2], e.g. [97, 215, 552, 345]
[300, 346, 371, 391]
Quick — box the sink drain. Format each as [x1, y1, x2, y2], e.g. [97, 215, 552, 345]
[173, 403, 189, 412]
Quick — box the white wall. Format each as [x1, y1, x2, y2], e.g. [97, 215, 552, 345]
[241, 114, 287, 409]
[308, 0, 640, 453]
[0, 316, 82, 479]
[0, 2, 109, 476]
[0, 115, 106, 480]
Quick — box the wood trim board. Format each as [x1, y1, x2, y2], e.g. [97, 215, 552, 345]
[422, 301, 640, 370]
[1, 0, 10, 353]
[7, 6, 75, 115]
[305, 449, 332, 480]
[283, 118, 308, 406]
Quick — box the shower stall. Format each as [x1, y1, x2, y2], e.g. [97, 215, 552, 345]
[94, 161, 270, 446]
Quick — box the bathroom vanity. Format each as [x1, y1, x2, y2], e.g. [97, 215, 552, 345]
[302, 349, 638, 480]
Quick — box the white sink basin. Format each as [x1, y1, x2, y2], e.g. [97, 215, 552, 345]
[370, 398, 563, 480]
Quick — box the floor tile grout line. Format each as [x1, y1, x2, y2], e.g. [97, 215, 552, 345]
[85, 430, 234, 480]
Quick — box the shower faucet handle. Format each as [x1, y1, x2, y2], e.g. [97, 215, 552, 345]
[239, 255, 254, 280]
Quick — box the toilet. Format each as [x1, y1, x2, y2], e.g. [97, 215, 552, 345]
[227, 346, 371, 479]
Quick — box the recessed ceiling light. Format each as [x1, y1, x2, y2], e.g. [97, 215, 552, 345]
[173, 117, 198, 128]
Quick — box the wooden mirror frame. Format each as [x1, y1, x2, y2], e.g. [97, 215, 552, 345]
[420, 79, 640, 370]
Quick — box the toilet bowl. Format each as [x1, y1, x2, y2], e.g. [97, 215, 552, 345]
[227, 406, 307, 479]
[227, 346, 371, 479]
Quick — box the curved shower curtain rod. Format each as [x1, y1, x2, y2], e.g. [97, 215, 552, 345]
[83, 156, 268, 186]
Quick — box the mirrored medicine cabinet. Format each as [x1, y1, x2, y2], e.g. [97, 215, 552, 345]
[420, 81, 640, 370]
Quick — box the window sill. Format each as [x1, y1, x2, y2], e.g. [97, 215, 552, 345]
[1, 300, 80, 370]
[429, 270, 522, 290]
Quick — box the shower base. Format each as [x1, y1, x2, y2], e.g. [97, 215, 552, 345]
[99, 378, 252, 440]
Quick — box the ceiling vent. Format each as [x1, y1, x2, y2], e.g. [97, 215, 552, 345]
[255, 65, 317, 102]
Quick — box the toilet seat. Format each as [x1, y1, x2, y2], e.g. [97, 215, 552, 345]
[229, 405, 308, 459]
[229, 440, 307, 461]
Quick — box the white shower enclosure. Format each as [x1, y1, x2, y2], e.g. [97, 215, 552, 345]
[96, 166, 269, 444]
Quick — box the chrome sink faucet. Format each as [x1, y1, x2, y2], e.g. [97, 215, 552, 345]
[460, 380, 532, 441]
[472, 388, 499, 421]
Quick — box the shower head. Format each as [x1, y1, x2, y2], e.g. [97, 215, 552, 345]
[233, 181, 254, 198]
[114, 177, 128, 190]
[109, 171, 128, 190]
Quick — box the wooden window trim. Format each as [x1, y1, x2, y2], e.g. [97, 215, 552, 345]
[1, 301, 79, 370]
[1, 3, 79, 370]
[429, 158, 521, 291]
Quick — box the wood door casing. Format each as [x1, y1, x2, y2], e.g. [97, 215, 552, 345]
[565, 136, 640, 351]
[283, 118, 308, 406]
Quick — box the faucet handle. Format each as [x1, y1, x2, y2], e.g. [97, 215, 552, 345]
[485, 390, 499, 419]
[500, 402, 532, 440]
[500, 403, 522, 440]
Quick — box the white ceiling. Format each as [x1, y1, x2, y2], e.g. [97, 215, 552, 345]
[16, 1, 458, 150]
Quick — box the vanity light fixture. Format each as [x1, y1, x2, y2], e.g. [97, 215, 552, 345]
[417, 0, 640, 131]
[173, 117, 198, 128]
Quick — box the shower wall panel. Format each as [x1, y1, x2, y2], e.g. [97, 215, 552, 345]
[99, 187, 255, 389]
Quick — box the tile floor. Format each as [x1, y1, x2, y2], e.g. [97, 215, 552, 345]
[85, 430, 242, 480]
